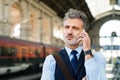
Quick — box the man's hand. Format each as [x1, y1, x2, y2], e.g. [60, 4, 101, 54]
[78, 29, 91, 51]
[77, 29, 93, 60]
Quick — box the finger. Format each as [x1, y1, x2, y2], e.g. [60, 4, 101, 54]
[81, 30, 89, 38]
[76, 38, 81, 43]
[76, 37, 83, 43]
[76, 34, 84, 42]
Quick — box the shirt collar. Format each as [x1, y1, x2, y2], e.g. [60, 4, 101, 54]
[65, 46, 83, 57]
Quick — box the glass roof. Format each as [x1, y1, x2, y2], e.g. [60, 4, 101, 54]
[85, 0, 120, 17]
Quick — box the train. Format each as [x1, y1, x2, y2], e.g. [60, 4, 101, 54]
[0, 36, 61, 75]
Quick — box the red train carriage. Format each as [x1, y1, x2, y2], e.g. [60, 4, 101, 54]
[0, 36, 61, 75]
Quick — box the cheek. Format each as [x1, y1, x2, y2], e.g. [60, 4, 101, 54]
[63, 30, 67, 35]
[74, 32, 80, 37]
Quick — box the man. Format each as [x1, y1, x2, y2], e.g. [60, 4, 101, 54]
[41, 8, 107, 80]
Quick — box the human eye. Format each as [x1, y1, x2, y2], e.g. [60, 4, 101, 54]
[64, 25, 70, 29]
[73, 26, 78, 30]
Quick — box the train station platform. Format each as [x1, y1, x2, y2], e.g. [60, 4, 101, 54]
[0, 64, 29, 75]
[106, 63, 120, 80]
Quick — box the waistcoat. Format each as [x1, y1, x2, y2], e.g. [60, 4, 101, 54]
[54, 48, 86, 80]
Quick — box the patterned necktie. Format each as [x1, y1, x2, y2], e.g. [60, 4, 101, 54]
[71, 50, 78, 74]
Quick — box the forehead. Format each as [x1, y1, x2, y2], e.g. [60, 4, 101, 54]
[63, 18, 83, 27]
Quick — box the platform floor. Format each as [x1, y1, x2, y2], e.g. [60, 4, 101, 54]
[106, 63, 120, 80]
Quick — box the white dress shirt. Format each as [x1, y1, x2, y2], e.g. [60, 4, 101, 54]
[41, 46, 107, 80]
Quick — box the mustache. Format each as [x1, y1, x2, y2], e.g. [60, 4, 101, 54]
[66, 34, 74, 38]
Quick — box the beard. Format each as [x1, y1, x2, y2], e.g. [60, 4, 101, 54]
[64, 38, 77, 45]
[63, 34, 79, 46]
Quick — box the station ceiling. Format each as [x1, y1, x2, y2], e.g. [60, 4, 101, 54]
[38, 0, 94, 22]
[38, 0, 120, 26]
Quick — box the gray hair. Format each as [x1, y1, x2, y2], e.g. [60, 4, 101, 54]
[63, 8, 89, 31]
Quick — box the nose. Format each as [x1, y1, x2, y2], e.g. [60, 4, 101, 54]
[68, 28, 73, 34]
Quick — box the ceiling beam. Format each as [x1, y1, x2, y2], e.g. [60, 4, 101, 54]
[53, 1, 66, 13]
[68, 0, 78, 9]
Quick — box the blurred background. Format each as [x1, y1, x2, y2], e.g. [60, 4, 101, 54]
[0, 0, 120, 80]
